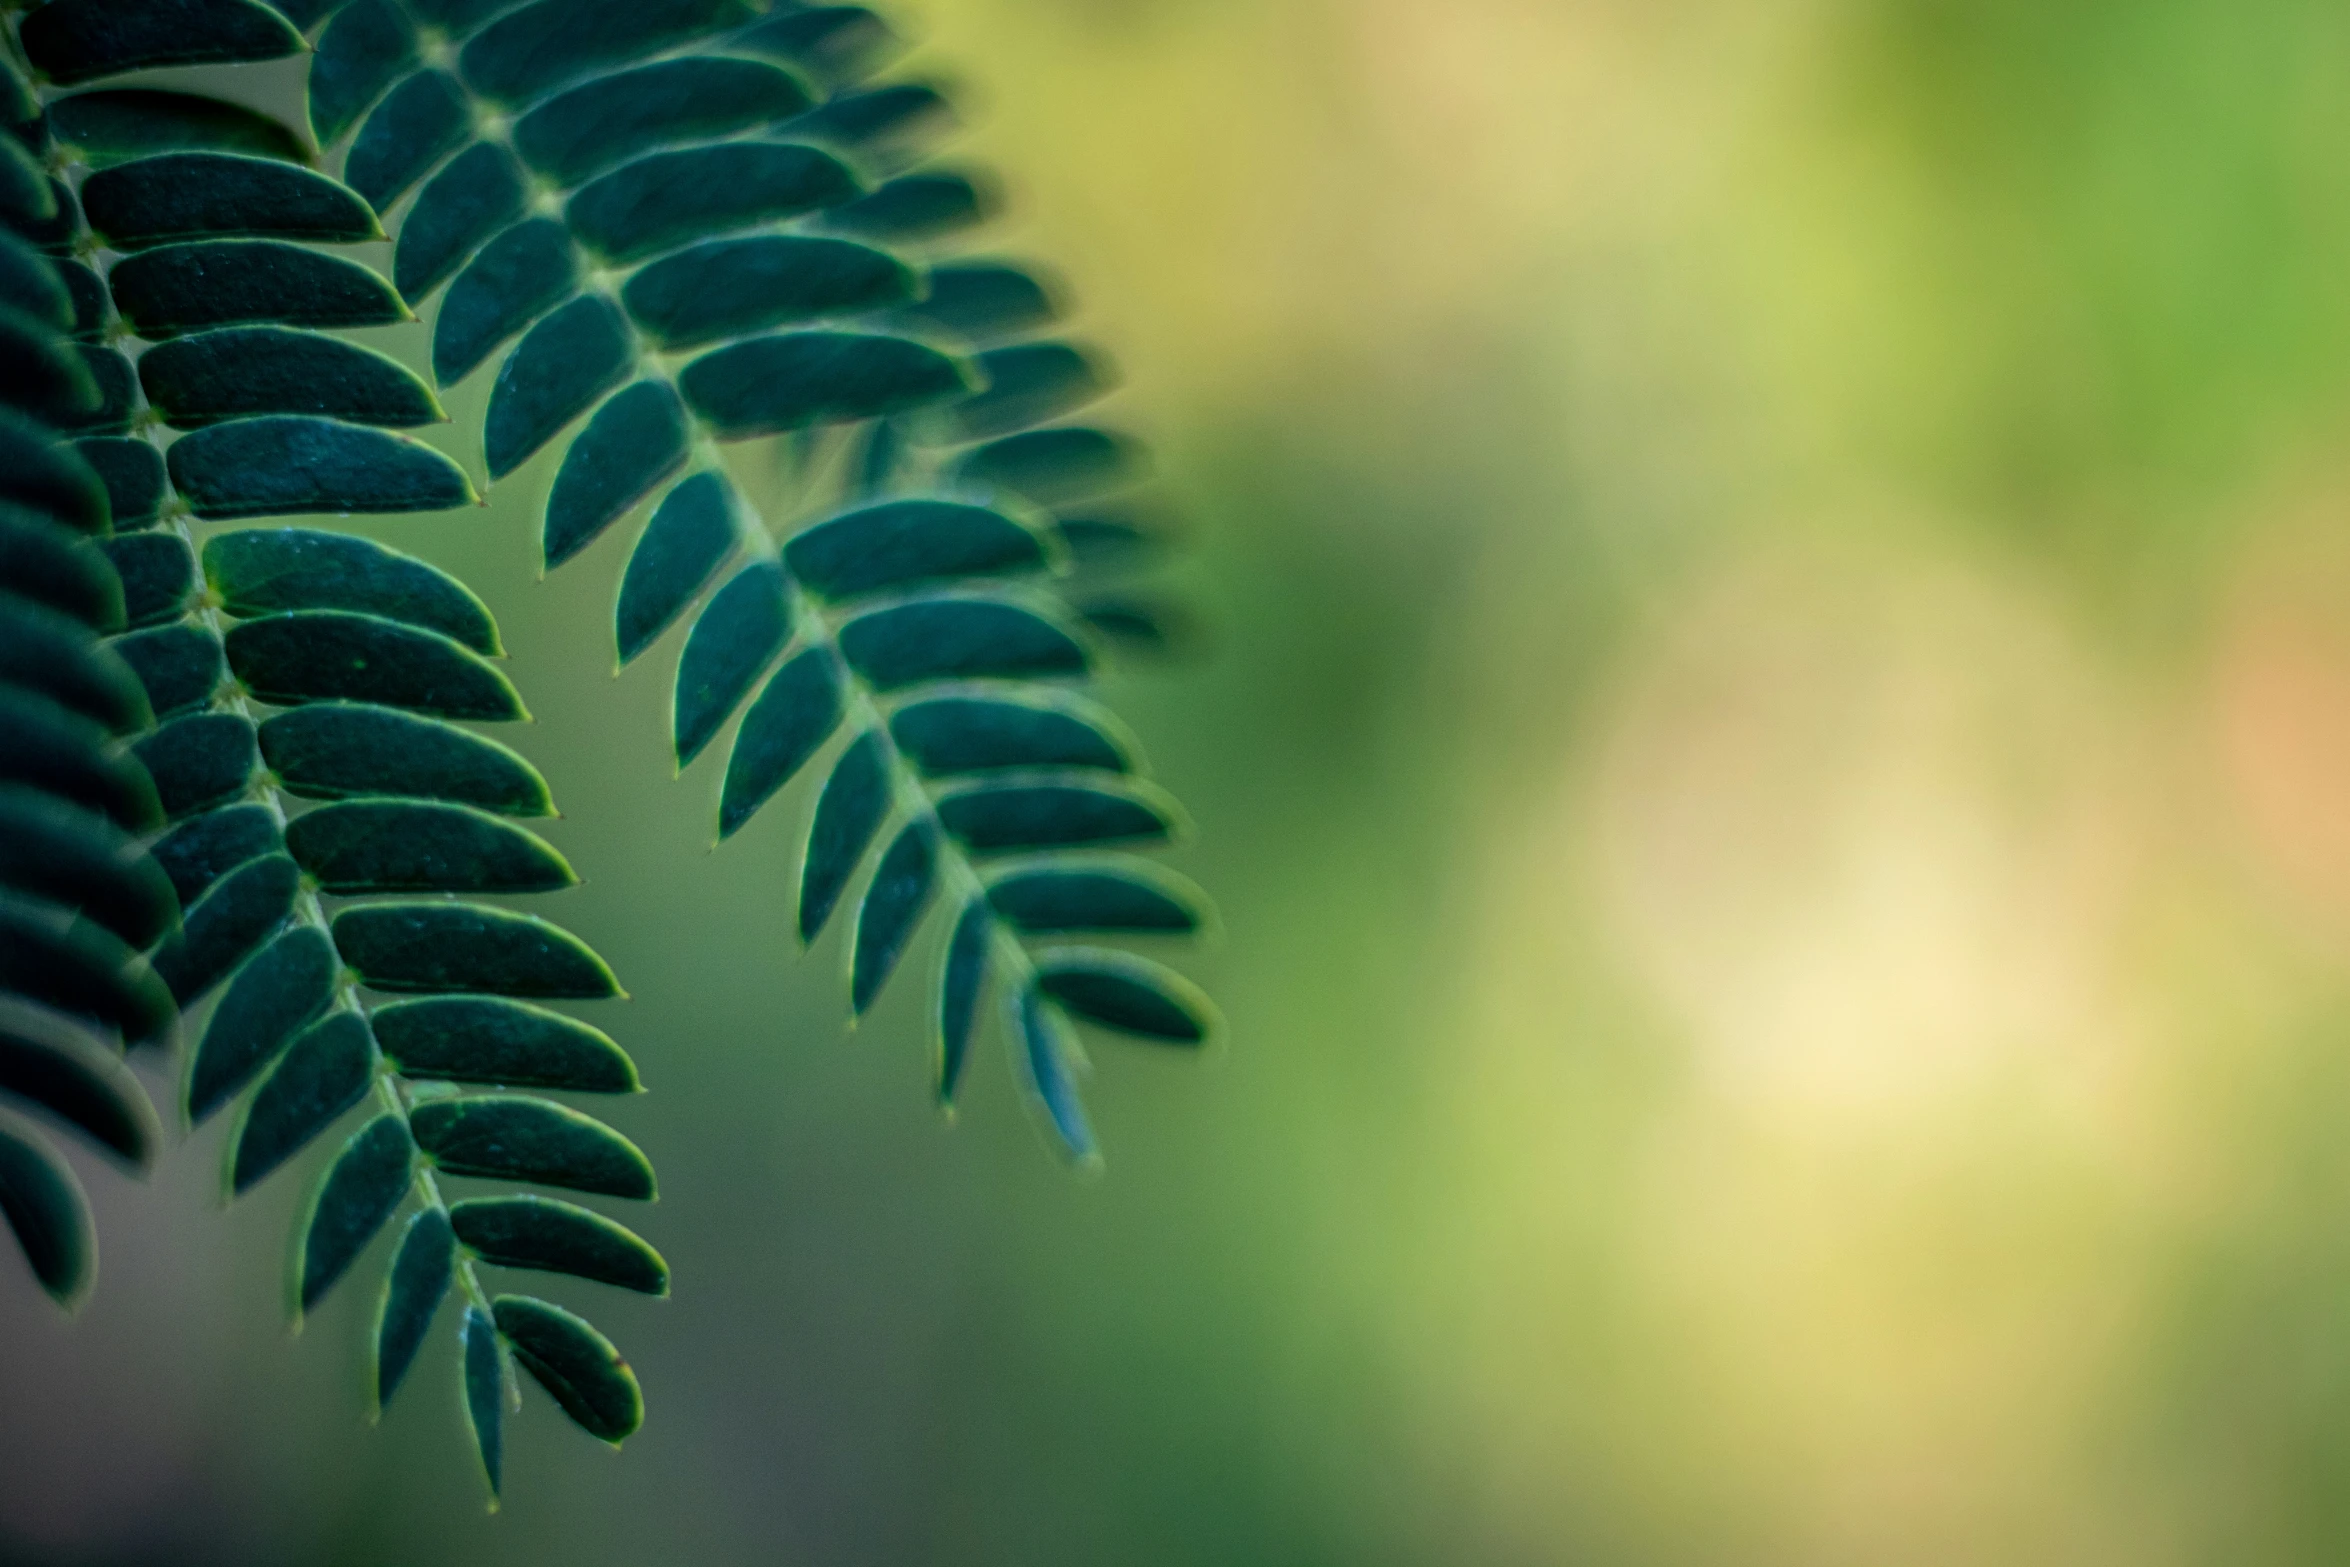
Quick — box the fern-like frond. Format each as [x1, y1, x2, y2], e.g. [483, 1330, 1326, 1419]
[4, 11, 658, 1502]
[303, 0, 1219, 1163]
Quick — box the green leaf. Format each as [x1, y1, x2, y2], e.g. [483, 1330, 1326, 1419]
[0, 416, 109, 536]
[205, 529, 500, 653]
[50, 343, 139, 435]
[53, 260, 108, 340]
[0, 589, 152, 733]
[0, 142, 58, 236]
[46, 89, 307, 167]
[190, 923, 335, 1123]
[791, 81, 951, 154]
[411, 1095, 654, 1198]
[458, 0, 747, 105]
[19, 0, 303, 85]
[333, 903, 621, 998]
[346, 69, 469, 213]
[985, 859, 1204, 935]
[71, 437, 165, 529]
[0, 309, 99, 427]
[542, 382, 689, 561]
[787, 499, 1049, 601]
[937, 898, 988, 1105]
[621, 235, 912, 350]
[820, 170, 991, 244]
[512, 57, 812, 188]
[0, 784, 178, 948]
[1034, 947, 1214, 1044]
[956, 342, 1107, 439]
[286, 800, 575, 894]
[934, 777, 1180, 854]
[0, 686, 158, 827]
[733, 5, 900, 86]
[678, 330, 969, 440]
[432, 217, 577, 386]
[0, 506, 124, 628]
[485, 294, 634, 479]
[718, 647, 841, 839]
[81, 154, 381, 249]
[616, 471, 735, 665]
[152, 850, 298, 1004]
[0, 891, 175, 1046]
[798, 731, 888, 942]
[373, 997, 638, 1092]
[0, 234, 71, 332]
[837, 595, 1087, 691]
[0, 1112, 93, 1306]
[451, 1196, 667, 1294]
[461, 1305, 504, 1502]
[132, 710, 260, 821]
[374, 1206, 452, 1410]
[565, 142, 858, 263]
[224, 612, 524, 719]
[231, 1009, 374, 1192]
[97, 531, 196, 628]
[1012, 981, 1095, 1164]
[261, 704, 553, 816]
[295, 1113, 414, 1312]
[888, 692, 1131, 777]
[672, 561, 789, 767]
[952, 426, 1137, 506]
[111, 242, 409, 339]
[138, 327, 445, 429]
[851, 818, 934, 1014]
[893, 260, 1059, 343]
[394, 142, 525, 303]
[113, 624, 222, 718]
[153, 802, 280, 906]
[167, 417, 477, 519]
[309, 0, 416, 147]
[492, 1294, 644, 1444]
[0, 996, 159, 1164]
[1056, 507, 1171, 567]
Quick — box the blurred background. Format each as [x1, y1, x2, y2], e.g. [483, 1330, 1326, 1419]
[18, 0, 2350, 1561]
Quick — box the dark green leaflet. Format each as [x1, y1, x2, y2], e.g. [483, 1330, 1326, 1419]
[375, 1207, 453, 1409]
[493, 1295, 643, 1444]
[1033, 948, 1215, 1045]
[0, 506, 126, 627]
[109, 242, 409, 338]
[224, 612, 523, 719]
[0, 1110, 94, 1305]
[411, 1096, 654, 1199]
[564, 142, 859, 263]
[451, 1196, 667, 1294]
[820, 169, 992, 244]
[71, 437, 164, 527]
[0, 891, 175, 1046]
[673, 562, 790, 767]
[622, 235, 913, 350]
[934, 777, 1180, 854]
[167, 417, 476, 518]
[888, 693, 1132, 777]
[45, 88, 307, 167]
[718, 648, 841, 839]
[616, 471, 735, 664]
[296, 1114, 414, 1312]
[837, 596, 1089, 691]
[113, 623, 226, 717]
[152, 803, 277, 904]
[286, 801, 575, 895]
[205, 529, 500, 654]
[260, 705, 553, 816]
[154, 850, 299, 1004]
[892, 260, 1059, 342]
[1012, 982, 1094, 1165]
[232, 1009, 376, 1193]
[787, 500, 1051, 601]
[936, 899, 989, 1105]
[798, 730, 889, 943]
[0, 237, 71, 330]
[395, 143, 526, 302]
[373, 998, 638, 1093]
[0, 785, 177, 948]
[53, 260, 107, 339]
[309, 0, 415, 148]
[0, 997, 159, 1164]
[984, 860, 1205, 935]
[19, 0, 301, 85]
[541, 382, 690, 563]
[81, 154, 382, 249]
[190, 925, 338, 1123]
[952, 425, 1137, 506]
[0, 687, 158, 828]
[461, 1306, 504, 1501]
[137, 328, 444, 429]
[512, 57, 811, 187]
[433, 217, 577, 386]
[678, 330, 970, 440]
[346, 70, 469, 212]
[850, 818, 935, 1014]
[132, 710, 257, 820]
[0, 591, 151, 732]
[484, 294, 635, 479]
[955, 342, 1109, 439]
[333, 903, 621, 998]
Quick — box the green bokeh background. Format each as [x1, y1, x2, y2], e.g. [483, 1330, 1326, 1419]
[18, 0, 2350, 1561]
